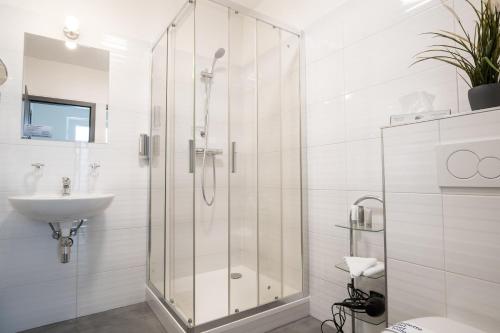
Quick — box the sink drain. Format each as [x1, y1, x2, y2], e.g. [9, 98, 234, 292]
[230, 272, 242, 279]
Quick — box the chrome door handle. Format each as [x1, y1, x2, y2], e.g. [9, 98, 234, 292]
[189, 139, 195, 173]
[139, 134, 149, 159]
[231, 141, 236, 173]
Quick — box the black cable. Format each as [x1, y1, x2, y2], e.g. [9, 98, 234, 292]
[320, 283, 369, 332]
[320, 303, 346, 333]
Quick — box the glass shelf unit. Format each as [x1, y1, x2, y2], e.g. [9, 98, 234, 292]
[334, 262, 385, 279]
[335, 223, 384, 232]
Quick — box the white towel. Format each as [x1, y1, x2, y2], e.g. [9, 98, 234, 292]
[362, 261, 385, 277]
[344, 256, 377, 278]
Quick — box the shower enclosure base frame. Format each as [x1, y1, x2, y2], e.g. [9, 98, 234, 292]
[146, 286, 309, 333]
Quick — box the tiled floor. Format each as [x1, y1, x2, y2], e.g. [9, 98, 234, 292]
[21, 303, 167, 333]
[268, 316, 335, 332]
[21, 303, 332, 333]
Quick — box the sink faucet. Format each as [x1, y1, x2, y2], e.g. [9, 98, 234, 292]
[62, 177, 71, 196]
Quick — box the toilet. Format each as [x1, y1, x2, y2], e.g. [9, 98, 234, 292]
[382, 317, 486, 333]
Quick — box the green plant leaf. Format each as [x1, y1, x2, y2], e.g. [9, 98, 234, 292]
[484, 56, 500, 73]
[413, 0, 500, 86]
[457, 71, 473, 88]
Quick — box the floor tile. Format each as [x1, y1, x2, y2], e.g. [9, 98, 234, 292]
[267, 316, 335, 333]
[21, 303, 166, 333]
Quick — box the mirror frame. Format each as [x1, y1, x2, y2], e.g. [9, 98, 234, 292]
[22, 93, 97, 142]
[21, 33, 110, 144]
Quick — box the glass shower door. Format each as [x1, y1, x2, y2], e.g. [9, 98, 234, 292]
[150, 29, 168, 298]
[166, 4, 195, 325]
[229, 10, 258, 314]
[228, 17, 303, 310]
[280, 30, 302, 298]
[193, 0, 230, 325]
[257, 21, 283, 305]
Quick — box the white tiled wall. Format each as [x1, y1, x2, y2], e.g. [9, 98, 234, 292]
[385, 193, 444, 269]
[386, 259, 446, 321]
[0, 4, 155, 332]
[303, 1, 479, 332]
[384, 109, 500, 333]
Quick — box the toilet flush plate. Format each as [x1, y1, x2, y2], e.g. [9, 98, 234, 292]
[436, 138, 500, 188]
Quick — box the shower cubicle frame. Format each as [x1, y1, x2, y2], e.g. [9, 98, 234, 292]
[147, 0, 309, 331]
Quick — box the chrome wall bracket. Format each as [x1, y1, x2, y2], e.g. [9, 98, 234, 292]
[48, 222, 60, 240]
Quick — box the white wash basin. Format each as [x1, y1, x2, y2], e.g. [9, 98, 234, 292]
[8, 193, 114, 223]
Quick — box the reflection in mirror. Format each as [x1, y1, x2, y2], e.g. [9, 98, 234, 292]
[22, 33, 109, 143]
[0, 57, 7, 86]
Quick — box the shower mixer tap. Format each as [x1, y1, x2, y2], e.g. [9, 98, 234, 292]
[201, 70, 214, 79]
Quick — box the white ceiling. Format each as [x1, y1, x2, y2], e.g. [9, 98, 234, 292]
[0, 0, 183, 43]
[0, 0, 344, 44]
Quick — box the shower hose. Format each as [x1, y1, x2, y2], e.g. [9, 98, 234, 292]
[201, 75, 216, 206]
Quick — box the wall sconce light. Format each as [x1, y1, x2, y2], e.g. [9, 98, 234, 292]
[63, 16, 80, 49]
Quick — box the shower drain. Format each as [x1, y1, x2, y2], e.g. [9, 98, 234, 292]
[230, 272, 242, 279]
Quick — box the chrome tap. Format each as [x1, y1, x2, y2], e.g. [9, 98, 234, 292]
[62, 177, 71, 196]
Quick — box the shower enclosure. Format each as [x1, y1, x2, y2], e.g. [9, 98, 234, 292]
[149, 0, 305, 330]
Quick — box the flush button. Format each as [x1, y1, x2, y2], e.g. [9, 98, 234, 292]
[478, 157, 500, 179]
[447, 150, 479, 179]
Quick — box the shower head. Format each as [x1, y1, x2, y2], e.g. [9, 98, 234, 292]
[210, 48, 226, 73]
[214, 48, 225, 59]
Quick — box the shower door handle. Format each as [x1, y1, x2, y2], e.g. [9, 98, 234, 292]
[231, 141, 236, 173]
[189, 139, 195, 173]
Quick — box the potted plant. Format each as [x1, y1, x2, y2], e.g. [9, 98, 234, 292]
[414, 0, 500, 111]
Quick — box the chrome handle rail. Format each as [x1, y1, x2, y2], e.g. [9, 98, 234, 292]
[189, 139, 195, 173]
[231, 141, 236, 173]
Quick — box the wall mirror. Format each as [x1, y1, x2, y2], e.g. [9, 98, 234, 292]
[22, 33, 109, 143]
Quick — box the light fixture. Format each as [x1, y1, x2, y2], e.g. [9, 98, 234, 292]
[63, 16, 80, 49]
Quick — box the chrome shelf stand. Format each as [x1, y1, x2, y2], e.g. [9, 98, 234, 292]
[336, 195, 386, 332]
